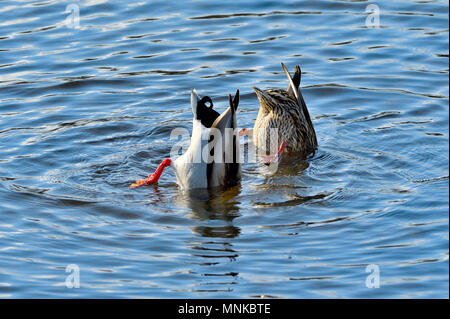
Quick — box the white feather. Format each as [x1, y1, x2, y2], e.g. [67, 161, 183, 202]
[171, 89, 209, 189]
[171, 89, 241, 189]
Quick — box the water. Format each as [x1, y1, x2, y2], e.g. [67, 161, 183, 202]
[0, 0, 448, 298]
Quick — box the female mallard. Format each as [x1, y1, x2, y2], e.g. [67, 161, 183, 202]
[250, 63, 317, 163]
[130, 89, 241, 189]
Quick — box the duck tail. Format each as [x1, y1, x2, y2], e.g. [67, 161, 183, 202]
[229, 88, 239, 114]
[285, 64, 301, 97]
[281, 63, 317, 145]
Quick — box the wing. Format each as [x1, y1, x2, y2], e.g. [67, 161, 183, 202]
[207, 90, 241, 188]
[281, 63, 317, 147]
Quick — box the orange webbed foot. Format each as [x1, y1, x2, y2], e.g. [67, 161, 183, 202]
[129, 158, 172, 189]
[129, 174, 157, 188]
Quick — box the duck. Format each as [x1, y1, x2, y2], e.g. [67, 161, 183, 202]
[130, 89, 241, 189]
[243, 63, 317, 164]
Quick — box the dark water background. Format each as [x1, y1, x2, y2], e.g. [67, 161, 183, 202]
[0, 0, 448, 298]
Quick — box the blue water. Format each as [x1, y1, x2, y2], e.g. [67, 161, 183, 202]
[0, 0, 448, 298]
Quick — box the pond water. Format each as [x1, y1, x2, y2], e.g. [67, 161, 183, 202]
[0, 0, 448, 298]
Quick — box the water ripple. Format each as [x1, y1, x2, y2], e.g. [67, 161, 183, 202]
[0, 0, 448, 298]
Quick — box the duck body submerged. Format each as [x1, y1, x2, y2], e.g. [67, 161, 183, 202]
[174, 89, 241, 189]
[206, 91, 241, 188]
[172, 118, 210, 189]
[131, 89, 241, 190]
[253, 63, 317, 155]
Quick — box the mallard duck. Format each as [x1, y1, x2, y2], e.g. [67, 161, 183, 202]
[250, 63, 317, 163]
[130, 89, 241, 189]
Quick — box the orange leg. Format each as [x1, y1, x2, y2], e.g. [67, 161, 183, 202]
[263, 141, 286, 166]
[130, 158, 172, 188]
[239, 128, 249, 136]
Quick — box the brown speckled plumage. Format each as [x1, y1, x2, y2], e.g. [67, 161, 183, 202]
[253, 63, 317, 155]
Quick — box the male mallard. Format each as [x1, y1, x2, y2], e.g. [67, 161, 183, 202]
[250, 63, 317, 163]
[130, 89, 241, 189]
